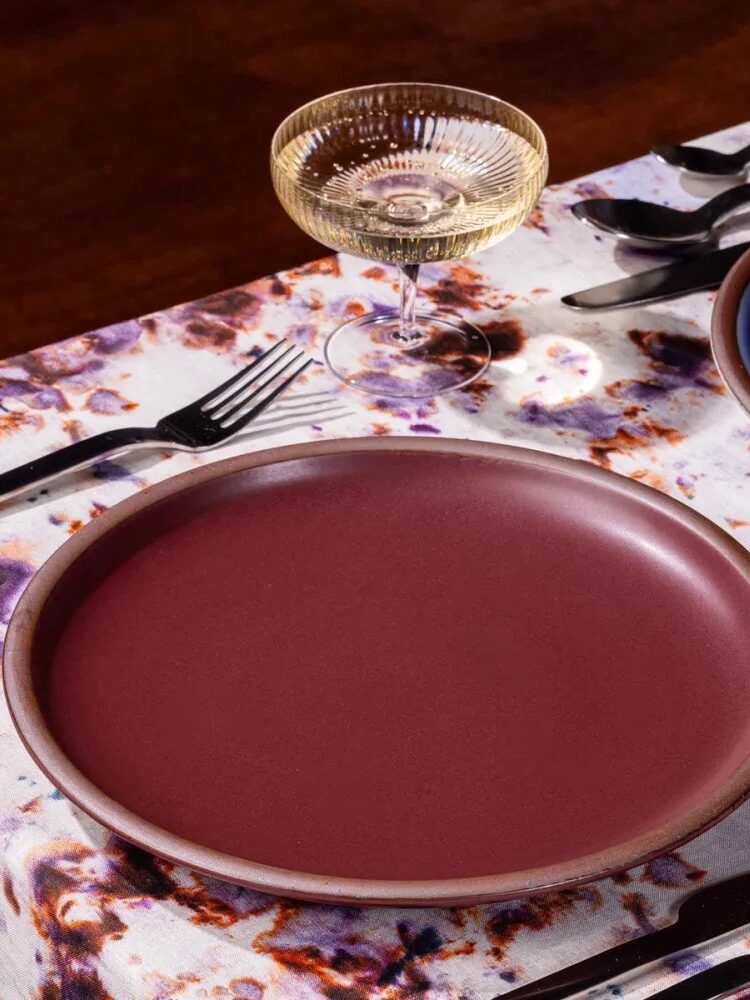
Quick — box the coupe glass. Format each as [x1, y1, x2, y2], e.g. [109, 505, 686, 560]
[271, 83, 547, 398]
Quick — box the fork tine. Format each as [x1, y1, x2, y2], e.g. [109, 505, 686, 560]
[217, 349, 308, 424]
[193, 339, 288, 408]
[204, 343, 299, 416]
[222, 358, 313, 432]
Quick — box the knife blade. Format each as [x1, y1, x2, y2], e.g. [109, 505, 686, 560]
[491, 872, 750, 1000]
[561, 241, 750, 309]
[648, 956, 750, 1000]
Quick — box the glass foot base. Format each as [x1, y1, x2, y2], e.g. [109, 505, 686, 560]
[323, 311, 490, 399]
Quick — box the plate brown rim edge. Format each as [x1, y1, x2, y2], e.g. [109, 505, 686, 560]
[4, 435, 750, 906]
[712, 246, 750, 416]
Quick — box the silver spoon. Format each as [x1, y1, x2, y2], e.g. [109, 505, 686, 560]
[571, 184, 750, 249]
[651, 142, 750, 179]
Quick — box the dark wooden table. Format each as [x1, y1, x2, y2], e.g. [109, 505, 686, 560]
[3, 0, 749, 357]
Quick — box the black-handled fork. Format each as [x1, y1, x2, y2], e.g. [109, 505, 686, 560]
[0, 339, 311, 502]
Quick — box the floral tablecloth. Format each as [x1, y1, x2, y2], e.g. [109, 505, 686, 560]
[2, 123, 750, 1000]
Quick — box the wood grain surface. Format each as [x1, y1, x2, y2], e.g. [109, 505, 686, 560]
[2, 0, 749, 355]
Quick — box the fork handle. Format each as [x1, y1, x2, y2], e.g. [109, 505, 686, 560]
[0, 426, 167, 502]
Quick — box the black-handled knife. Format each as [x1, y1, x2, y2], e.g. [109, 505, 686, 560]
[491, 872, 750, 1000]
[562, 241, 749, 309]
[648, 956, 750, 1000]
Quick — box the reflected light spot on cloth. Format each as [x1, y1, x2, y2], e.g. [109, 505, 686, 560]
[497, 333, 603, 406]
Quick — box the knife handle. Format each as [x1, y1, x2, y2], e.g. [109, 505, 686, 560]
[493, 872, 750, 1000]
[492, 924, 683, 1000]
[648, 956, 750, 1000]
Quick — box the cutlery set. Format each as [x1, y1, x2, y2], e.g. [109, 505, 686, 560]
[566, 141, 750, 308]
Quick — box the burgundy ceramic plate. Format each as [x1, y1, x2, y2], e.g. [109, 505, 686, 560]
[712, 245, 750, 415]
[5, 439, 750, 906]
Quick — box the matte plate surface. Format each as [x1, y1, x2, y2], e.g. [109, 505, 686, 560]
[5, 439, 750, 905]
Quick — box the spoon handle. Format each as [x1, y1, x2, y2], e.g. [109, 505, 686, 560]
[729, 143, 750, 168]
[696, 183, 750, 227]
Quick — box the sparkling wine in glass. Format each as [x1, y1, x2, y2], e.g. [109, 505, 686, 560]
[271, 83, 547, 398]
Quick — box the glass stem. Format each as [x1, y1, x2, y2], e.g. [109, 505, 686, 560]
[394, 264, 421, 344]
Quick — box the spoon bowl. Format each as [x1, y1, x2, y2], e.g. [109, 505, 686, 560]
[652, 142, 750, 180]
[572, 184, 750, 250]
[572, 198, 713, 248]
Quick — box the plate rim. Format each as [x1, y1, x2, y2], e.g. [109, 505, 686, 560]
[712, 245, 750, 416]
[5, 436, 750, 905]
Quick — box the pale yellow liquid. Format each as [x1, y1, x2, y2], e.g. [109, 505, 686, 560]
[273, 112, 546, 265]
